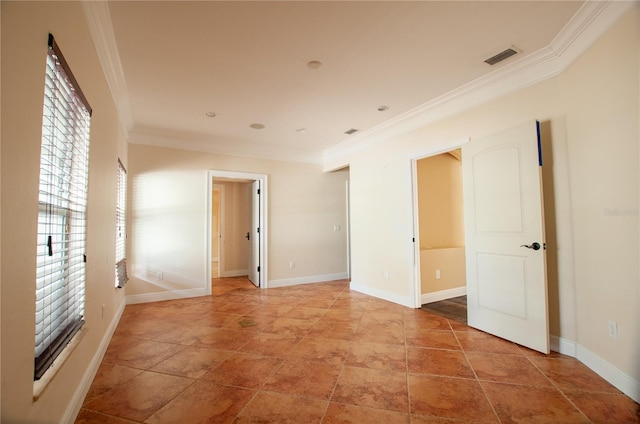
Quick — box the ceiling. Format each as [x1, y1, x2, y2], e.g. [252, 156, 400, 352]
[101, 1, 589, 164]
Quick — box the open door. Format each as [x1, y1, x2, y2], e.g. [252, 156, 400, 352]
[462, 120, 549, 353]
[248, 180, 261, 287]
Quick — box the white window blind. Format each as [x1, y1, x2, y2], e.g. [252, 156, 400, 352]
[115, 159, 128, 288]
[35, 34, 92, 380]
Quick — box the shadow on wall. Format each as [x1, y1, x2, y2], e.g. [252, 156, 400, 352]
[539, 119, 560, 337]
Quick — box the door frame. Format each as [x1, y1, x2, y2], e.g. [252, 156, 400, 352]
[411, 138, 470, 308]
[206, 170, 268, 293]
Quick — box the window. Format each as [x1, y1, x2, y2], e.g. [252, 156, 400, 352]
[115, 159, 128, 288]
[35, 34, 92, 380]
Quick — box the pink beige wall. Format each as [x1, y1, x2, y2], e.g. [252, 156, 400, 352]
[416, 153, 466, 296]
[417, 153, 464, 249]
[1, 2, 128, 422]
[419, 248, 466, 296]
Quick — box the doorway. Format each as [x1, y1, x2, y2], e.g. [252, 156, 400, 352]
[414, 150, 467, 321]
[207, 170, 268, 293]
[412, 121, 550, 353]
[211, 184, 224, 279]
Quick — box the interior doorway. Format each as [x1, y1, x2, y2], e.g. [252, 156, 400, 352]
[414, 149, 467, 320]
[412, 121, 549, 353]
[207, 170, 268, 293]
[211, 184, 224, 279]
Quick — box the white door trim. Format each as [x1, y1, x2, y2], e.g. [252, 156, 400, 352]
[206, 170, 268, 293]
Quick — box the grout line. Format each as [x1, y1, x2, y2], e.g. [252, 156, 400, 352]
[451, 327, 504, 423]
[525, 355, 594, 422]
[403, 309, 413, 418]
[321, 361, 347, 422]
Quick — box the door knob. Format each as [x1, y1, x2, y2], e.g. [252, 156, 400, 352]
[520, 242, 541, 250]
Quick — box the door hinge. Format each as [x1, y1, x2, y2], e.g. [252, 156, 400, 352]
[257, 227, 260, 233]
[257, 266, 260, 272]
[257, 188, 260, 195]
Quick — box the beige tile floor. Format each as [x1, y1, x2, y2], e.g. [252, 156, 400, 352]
[76, 277, 640, 423]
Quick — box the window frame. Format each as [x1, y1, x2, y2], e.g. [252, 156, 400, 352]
[115, 159, 128, 288]
[34, 34, 92, 381]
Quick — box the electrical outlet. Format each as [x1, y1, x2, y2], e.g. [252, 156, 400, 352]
[435, 269, 441, 280]
[608, 320, 618, 339]
[383, 271, 390, 280]
[156, 271, 163, 280]
[289, 261, 295, 269]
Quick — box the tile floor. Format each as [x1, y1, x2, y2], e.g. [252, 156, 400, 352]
[76, 277, 640, 423]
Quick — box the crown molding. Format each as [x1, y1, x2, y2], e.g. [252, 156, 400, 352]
[322, 0, 636, 170]
[83, 0, 634, 167]
[82, 1, 134, 131]
[129, 130, 323, 165]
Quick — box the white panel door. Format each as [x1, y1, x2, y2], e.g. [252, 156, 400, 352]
[462, 120, 549, 353]
[248, 180, 261, 287]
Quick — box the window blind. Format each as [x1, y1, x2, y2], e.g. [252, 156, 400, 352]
[115, 159, 128, 288]
[35, 34, 91, 380]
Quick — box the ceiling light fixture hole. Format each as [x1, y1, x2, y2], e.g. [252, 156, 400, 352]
[250, 123, 265, 130]
[307, 60, 323, 70]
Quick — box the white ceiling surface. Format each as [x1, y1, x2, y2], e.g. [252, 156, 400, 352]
[103, 1, 608, 164]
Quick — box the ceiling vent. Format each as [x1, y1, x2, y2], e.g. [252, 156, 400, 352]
[484, 47, 519, 65]
[344, 128, 359, 135]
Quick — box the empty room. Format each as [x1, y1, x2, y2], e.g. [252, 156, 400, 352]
[1, 1, 639, 423]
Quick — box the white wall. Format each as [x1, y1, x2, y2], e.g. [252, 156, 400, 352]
[1, 2, 128, 422]
[127, 143, 349, 299]
[339, 6, 639, 400]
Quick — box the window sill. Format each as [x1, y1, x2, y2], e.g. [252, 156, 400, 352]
[33, 327, 87, 401]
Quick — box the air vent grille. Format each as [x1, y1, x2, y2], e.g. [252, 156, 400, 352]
[484, 47, 519, 65]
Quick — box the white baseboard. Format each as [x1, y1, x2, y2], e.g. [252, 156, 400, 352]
[126, 287, 206, 305]
[268, 272, 348, 288]
[349, 281, 414, 308]
[221, 269, 248, 278]
[421, 286, 466, 305]
[63, 298, 126, 423]
[550, 335, 578, 357]
[576, 344, 640, 403]
[548, 335, 639, 403]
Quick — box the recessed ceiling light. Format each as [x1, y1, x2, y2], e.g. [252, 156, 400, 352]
[205, 112, 217, 118]
[377, 105, 389, 112]
[307, 60, 322, 70]
[250, 123, 265, 130]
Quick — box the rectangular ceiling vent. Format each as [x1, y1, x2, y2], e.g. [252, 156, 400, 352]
[484, 47, 519, 65]
[344, 128, 359, 135]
